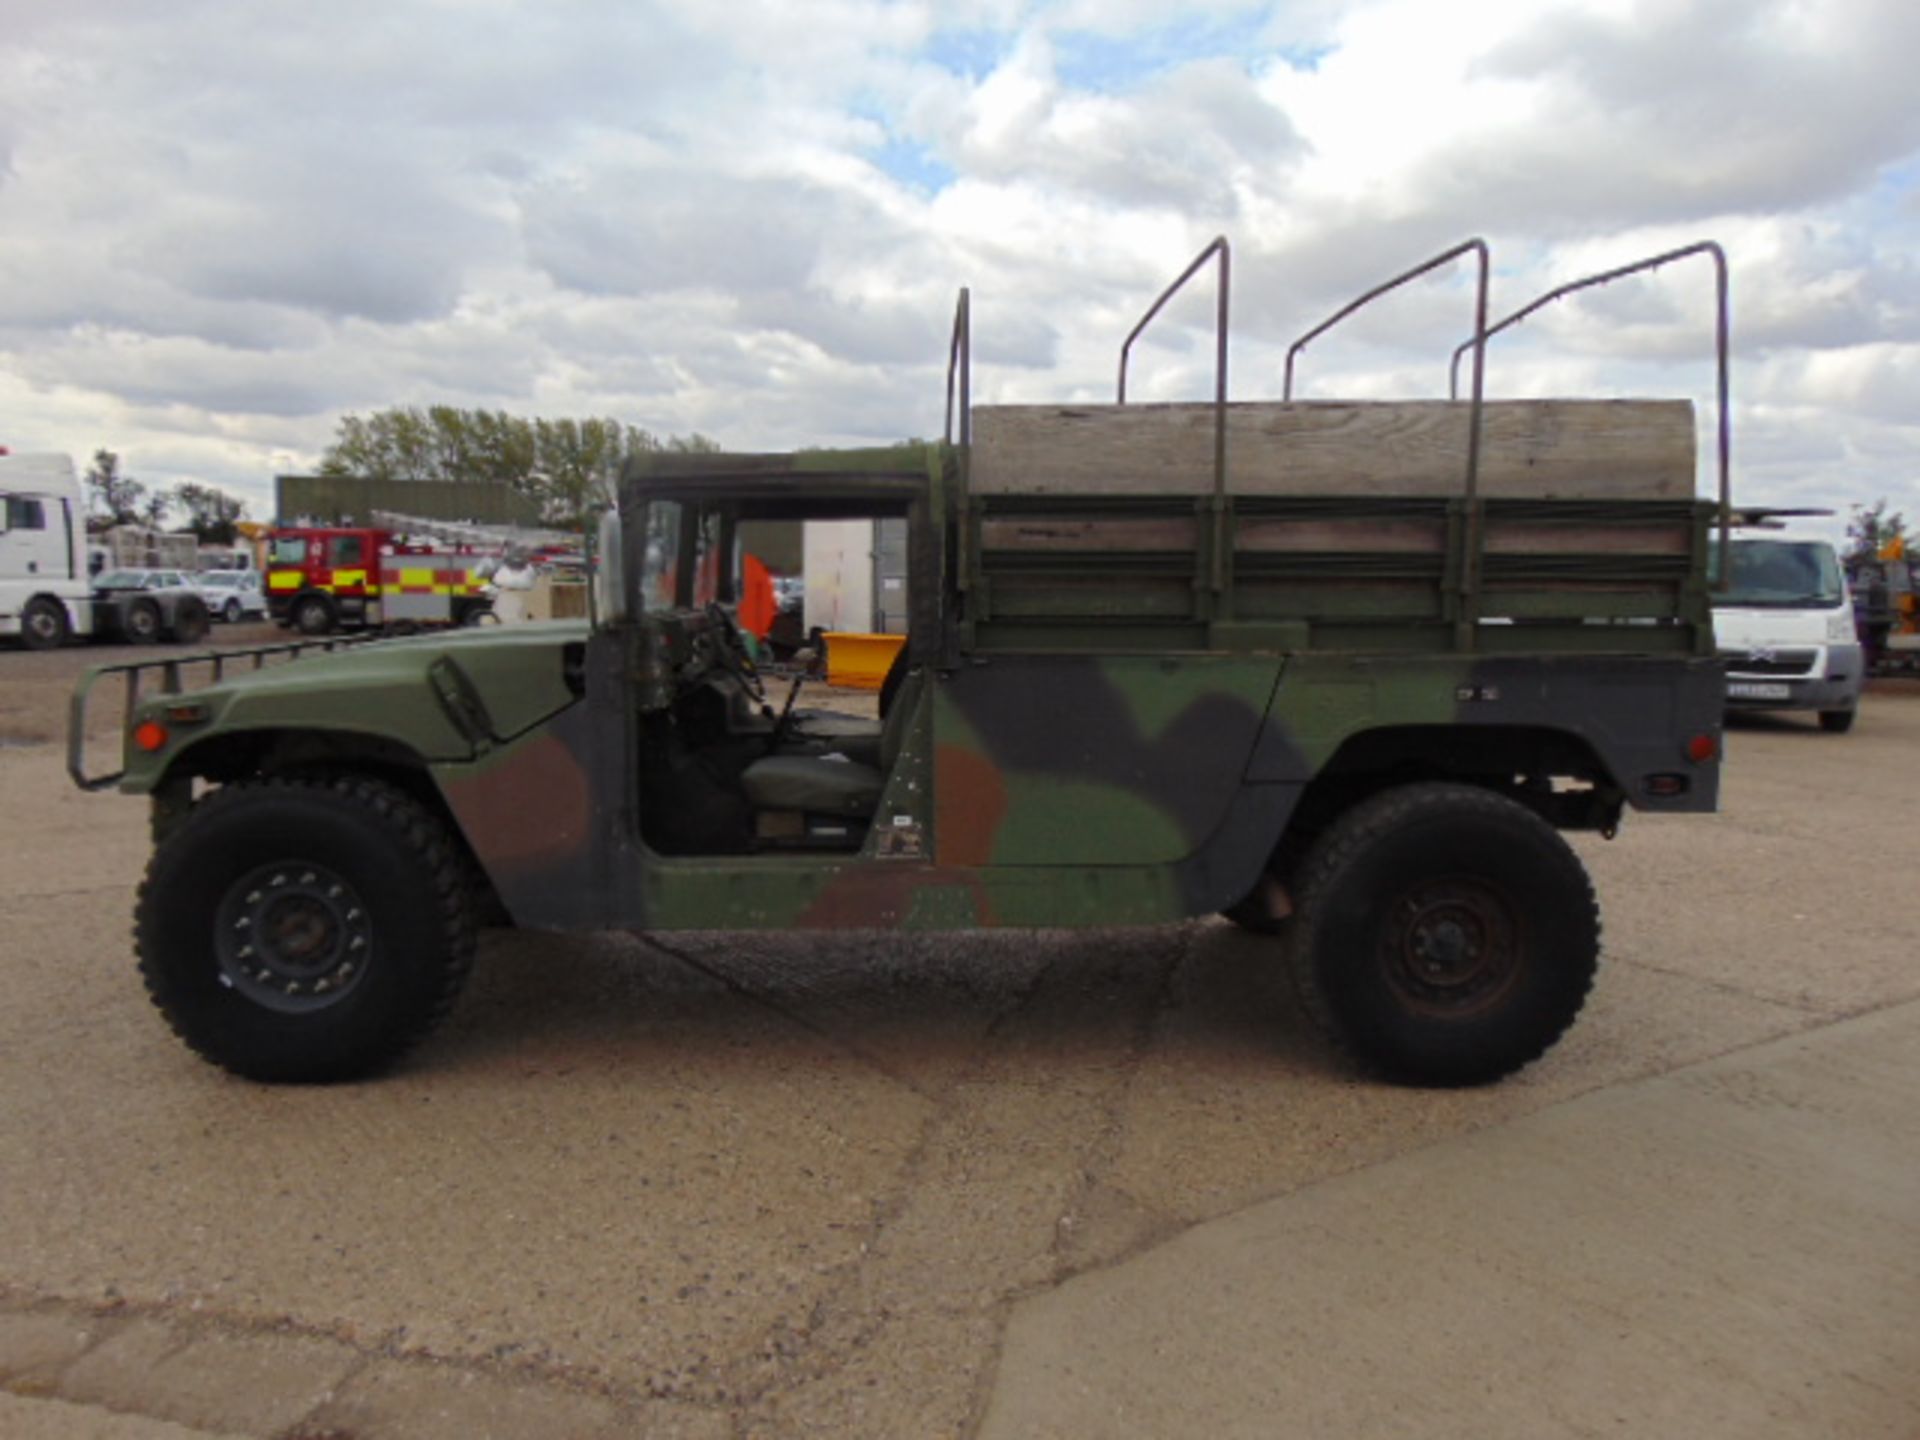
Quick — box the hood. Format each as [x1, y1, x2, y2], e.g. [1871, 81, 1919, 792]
[118, 621, 591, 790]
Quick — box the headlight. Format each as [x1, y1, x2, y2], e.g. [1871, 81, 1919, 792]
[1827, 612, 1857, 643]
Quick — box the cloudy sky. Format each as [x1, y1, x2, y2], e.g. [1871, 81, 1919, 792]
[2, 0, 1917, 534]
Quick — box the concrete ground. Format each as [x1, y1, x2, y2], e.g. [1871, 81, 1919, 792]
[2, 636, 1917, 1437]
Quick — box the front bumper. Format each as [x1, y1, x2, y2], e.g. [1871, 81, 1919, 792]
[1722, 642, 1864, 714]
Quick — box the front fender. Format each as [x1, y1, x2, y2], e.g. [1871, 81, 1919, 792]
[115, 625, 586, 793]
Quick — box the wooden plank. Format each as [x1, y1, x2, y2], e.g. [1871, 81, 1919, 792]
[978, 515, 1687, 557]
[1235, 517, 1446, 554]
[1481, 521, 1692, 556]
[979, 517, 1197, 552]
[970, 400, 1696, 500]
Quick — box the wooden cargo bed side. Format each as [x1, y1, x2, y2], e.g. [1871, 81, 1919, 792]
[969, 399, 1697, 501]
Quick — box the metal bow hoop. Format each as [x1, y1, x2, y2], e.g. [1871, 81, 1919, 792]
[1117, 237, 1232, 497]
[1445, 241, 1732, 586]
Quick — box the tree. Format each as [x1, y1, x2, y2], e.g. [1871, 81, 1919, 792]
[85, 449, 149, 527]
[172, 482, 249, 545]
[1845, 498, 1908, 568]
[317, 407, 720, 524]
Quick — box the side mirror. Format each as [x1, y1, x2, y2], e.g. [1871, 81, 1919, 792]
[593, 510, 627, 626]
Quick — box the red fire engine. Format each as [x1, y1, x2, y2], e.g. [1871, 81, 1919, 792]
[265, 525, 491, 635]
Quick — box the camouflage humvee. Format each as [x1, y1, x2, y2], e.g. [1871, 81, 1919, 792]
[70, 239, 1729, 1086]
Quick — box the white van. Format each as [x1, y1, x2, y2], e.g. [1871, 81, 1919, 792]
[1711, 526, 1862, 732]
[0, 452, 94, 649]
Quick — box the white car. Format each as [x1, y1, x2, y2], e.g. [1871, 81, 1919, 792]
[192, 569, 267, 623]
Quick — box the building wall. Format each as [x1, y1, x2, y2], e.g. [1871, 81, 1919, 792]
[803, 519, 875, 634]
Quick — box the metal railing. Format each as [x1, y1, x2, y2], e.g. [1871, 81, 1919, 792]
[1284, 237, 1492, 499]
[1116, 236, 1231, 496]
[1282, 239, 1492, 641]
[1444, 240, 1732, 584]
[944, 287, 971, 446]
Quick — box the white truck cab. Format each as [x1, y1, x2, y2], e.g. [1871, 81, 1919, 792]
[1711, 521, 1862, 732]
[0, 452, 94, 649]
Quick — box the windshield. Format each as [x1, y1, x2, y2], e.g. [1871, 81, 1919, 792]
[270, 536, 307, 565]
[1710, 538, 1844, 609]
[636, 501, 726, 611]
[95, 570, 147, 590]
[640, 501, 682, 612]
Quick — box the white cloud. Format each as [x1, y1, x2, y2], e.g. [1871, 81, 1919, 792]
[0, 0, 1913, 527]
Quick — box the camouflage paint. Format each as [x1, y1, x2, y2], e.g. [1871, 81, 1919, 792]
[930, 655, 1281, 866]
[420, 634, 1718, 935]
[118, 623, 586, 791]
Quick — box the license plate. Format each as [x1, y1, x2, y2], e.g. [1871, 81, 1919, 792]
[1727, 681, 1790, 700]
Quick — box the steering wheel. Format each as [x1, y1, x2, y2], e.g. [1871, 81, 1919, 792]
[705, 601, 765, 700]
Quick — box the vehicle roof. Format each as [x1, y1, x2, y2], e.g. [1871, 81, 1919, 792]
[0, 453, 80, 491]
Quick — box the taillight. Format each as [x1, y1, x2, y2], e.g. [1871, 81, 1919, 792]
[1685, 732, 1719, 764]
[132, 720, 170, 752]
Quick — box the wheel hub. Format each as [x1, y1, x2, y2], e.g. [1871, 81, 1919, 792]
[215, 862, 371, 1013]
[1386, 880, 1518, 1014]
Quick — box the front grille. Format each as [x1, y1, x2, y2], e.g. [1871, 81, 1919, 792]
[1719, 647, 1817, 677]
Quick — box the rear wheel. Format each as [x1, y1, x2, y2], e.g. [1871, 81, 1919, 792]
[1288, 782, 1598, 1086]
[124, 598, 161, 644]
[20, 597, 69, 650]
[169, 597, 209, 646]
[136, 775, 477, 1082]
[1818, 708, 1855, 733]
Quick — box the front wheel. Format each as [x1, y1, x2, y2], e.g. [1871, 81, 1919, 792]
[136, 776, 477, 1082]
[20, 597, 70, 650]
[1818, 708, 1855, 734]
[292, 594, 335, 636]
[222, 598, 242, 624]
[1288, 782, 1598, 1087]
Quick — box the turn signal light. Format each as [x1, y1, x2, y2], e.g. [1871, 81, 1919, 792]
[132, 720, 170, 753]
[1684, 733, 1719, 764]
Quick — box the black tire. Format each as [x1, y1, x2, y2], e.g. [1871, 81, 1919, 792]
[292, 594, 335, 636]
[124, 598, 161, 645]
[1288, 782, 1598, 1087]
[222, 598, 242, 624]
[1818, 708, 1855, 734]
[169, 597, 210, 646]
[135, 775, 477, 1082]
[20, 596, 70, 651]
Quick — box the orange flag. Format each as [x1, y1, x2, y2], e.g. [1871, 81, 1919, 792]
[739, 552, 777, 638]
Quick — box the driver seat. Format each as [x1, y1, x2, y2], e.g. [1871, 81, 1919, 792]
[738, 669, 923, 832]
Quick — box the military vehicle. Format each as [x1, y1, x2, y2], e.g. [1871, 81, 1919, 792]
[69, 237, 1731, 1087]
